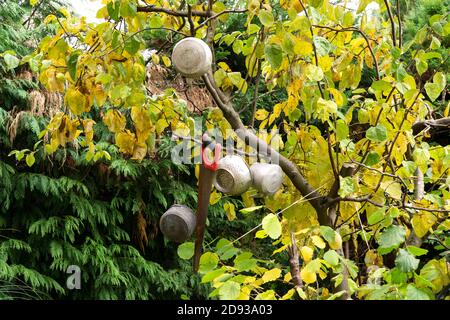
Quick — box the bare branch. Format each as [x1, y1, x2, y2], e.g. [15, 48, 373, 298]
[383, 0, 397, 46]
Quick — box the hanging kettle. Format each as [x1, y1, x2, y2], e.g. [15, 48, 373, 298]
[159, 204, 196, 243]
[172, 37, 212, 78]
[250, 163, 284, 195]
[214, 155, 252, 195]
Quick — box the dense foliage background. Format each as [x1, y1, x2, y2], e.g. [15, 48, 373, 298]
[0, 0, 449, 300]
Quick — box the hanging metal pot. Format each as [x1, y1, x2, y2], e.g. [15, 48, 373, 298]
[214, 155, 252, 196]
[159, 204, 196, 243]
[250, 163, 284, 195]
[172, 37, 212, 78]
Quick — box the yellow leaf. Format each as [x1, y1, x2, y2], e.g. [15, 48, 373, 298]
[262, 268, 282, 283]
[300, 267, 317, 284]
[103, 109, 126, 133]
[294, 39, 313, 56]
[115, 130, 136, 155]
[381, 181, 402, 200]
[224, 202, 236, 221]
[131, 142, 147, 161]
[152, 54, 160, 65]
[65, 87, 87, 115]
[44, 14, 56, 24]
[55, 116, 80, 146]
[281, 288, 296, 300]
[162, 56, 172, 67]
[210, 190, 222, 205]
[316, 98, 337, 122]
[319, 56, 333, 72]
[82, 119, 96, 144]
[329, 233, 342, 250]
[284, 272, 292, 283]
[300, 246, 314, 262]
[156, 118, 169, 135]
[255, 230, 268, 239]
[329, 88, 344, 107]
[311, 235, 326, 249]
[412, 211, 438, 238]
[255, 109, 269, 121]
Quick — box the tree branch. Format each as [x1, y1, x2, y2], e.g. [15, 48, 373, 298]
[137, 5, 246, 19]
[383, 0, 397, 46]
[202, 73, 328, 221]
[287, 232, 303, 289]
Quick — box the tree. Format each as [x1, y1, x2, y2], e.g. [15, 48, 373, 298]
[5, 0, 450, 300]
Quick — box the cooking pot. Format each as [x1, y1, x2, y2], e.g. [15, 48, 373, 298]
[159, 204, 196, 243]
[214, 155, 252, 195]
[250, 163, 283, 195]
[172, 37, 212, 78]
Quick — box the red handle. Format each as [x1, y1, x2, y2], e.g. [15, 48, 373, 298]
[202, 143, 221, 171]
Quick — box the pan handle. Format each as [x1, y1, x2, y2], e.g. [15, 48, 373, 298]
[201, 139, 221, 171]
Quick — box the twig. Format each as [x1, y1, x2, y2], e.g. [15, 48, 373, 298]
[383, 0, 397, 46]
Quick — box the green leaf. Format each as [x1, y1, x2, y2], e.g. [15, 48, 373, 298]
[319, 226, 335, 243]
[371, 80, 392, 92]
[4, 53, 20, 70]
[405, 285, 431, 300]
[201, 268, 226, 283]
[239, 205, 263, 214]
[407, 246, 428, 257]
[366, 124, 388, 143]
[378, 225, 406, 254]
[258, 10, 274, 27]
[338, 176, 356, 197]
[177, 242, 194, 260]
[335, 119, 349, 141]
[305, 64, 324, 82]
[199, 252, 219, 273]
[124, 36, 140, 55]
[424, 72, 446, 102]
[67, 52, 80, 81]
[313, 36, 331, 56]
[264, 43, 283, 69]
[262, 213, 282, 239]
[323, 250, 340, 267]
[368, 207, 386, 225]
[282, 33, 296, 56]
[219, 281, 241, 300]
[234, 252, 257, 272]
[149, 15, 162, 28]
[395, 249, 419, 273]
[25, 153, 35, 167]
[107, 1, 120, 21]
[364, 151, 381, 166]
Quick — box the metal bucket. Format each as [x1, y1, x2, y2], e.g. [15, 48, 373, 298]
[214, 155, 252, 195]
[159, 204, 196, 243]
[250, 163, 283, 195]
[172, 37, 212, 78]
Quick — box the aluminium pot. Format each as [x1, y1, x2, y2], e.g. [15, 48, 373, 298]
[213, 155, 252, 195]
[159, 204, 196, 243]
[250, 163, 283, 195]
[172, 37, 212, 78]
